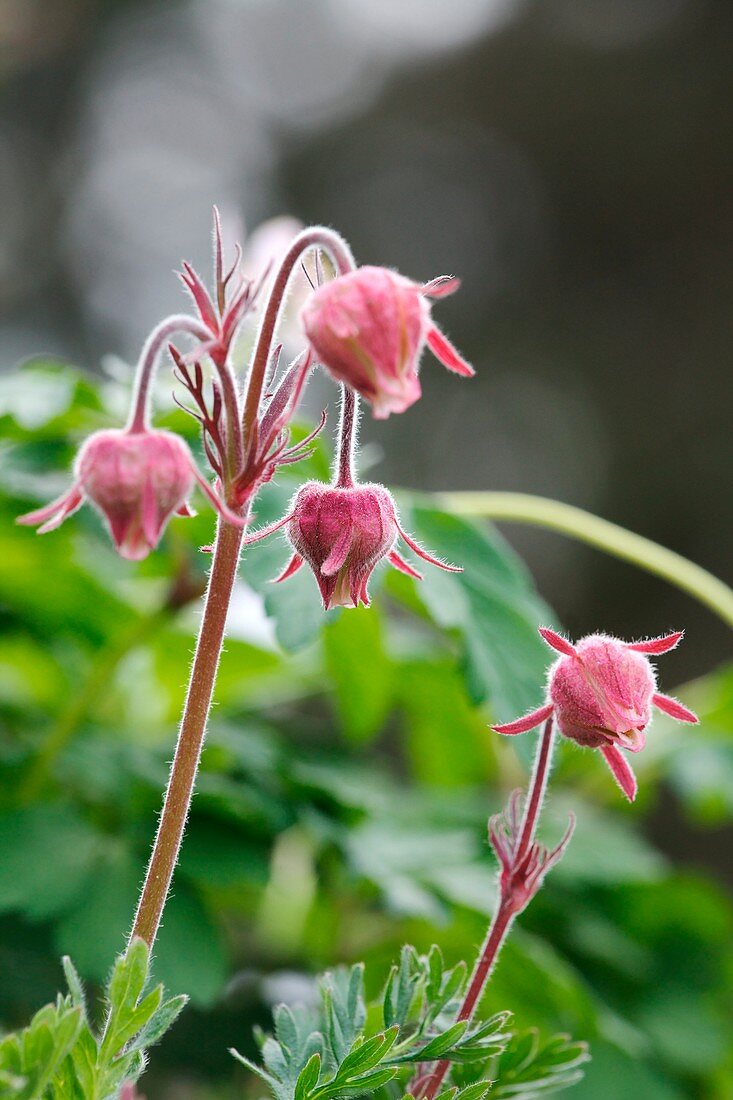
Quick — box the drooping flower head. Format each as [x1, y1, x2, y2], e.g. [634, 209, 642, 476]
[301, 267, 474, 419]
[18, 427, 242, 560]
[492, 627, 698, 801]
[237, 479, 461, 610]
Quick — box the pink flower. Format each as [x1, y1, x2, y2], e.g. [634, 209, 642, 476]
[239, 480, 461, 609]
[492, 628, 698, 802]
[17, 427, 242, 560]
[301, 267, 474, 418]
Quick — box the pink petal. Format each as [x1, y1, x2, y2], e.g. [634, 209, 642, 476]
[388, 549, 423, 580]
[17, 485, 84, 532]
[653, 692, 699, 724]
[600, 745, 637, 802]
[426, 324, 475, 377]
[321, 526, 352, 577]
[395, 520, 462, 573]
[538, 627, 577, 657]
[421, 275, 461, 299]
[627, 632, 684, 654]
[492, 702, 554, 736]
[141, 476, 161, 546]
[273, 553, 304, 584]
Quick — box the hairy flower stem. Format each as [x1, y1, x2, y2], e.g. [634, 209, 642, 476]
[242, 226, 356, 437]
[126, 315, 211, 433]
[130, 519, 244, 947]
[334, 385, 359, 488]
[418, 718, 556, 1100]
[128, 226, 357, 952]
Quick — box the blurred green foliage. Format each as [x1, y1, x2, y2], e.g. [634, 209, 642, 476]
[0, 363, 731, 1097]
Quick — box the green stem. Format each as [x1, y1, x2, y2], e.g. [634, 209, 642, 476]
[439, 491, 733, 629]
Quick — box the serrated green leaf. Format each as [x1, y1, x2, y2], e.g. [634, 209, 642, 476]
[295, 1052, 322, 1100]
[103, 985, 162, 1060]
[125, 994, 188, 1054]
[337, 1027, 399, 1079]
[106, 940, 149, 1020]
[409, 1021, 469, 1061]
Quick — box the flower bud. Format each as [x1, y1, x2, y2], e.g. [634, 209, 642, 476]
[492, 628, 698, 802]
[75, 429, 195, 560]
[286, 481, 397, 609]
[548, 634, 656, 753]
[301, 266, 474, 418]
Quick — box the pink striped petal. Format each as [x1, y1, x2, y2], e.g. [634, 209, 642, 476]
[653, 692, 698, 724]
[273, 553, 304, 584]
[538, 627, 577, 657]
[17, 485, 84, 532]
[388, 549, 423, 580]
[626, 632, 683, 654]
[421, 275, 461, 299]
[426, 324, 475, 377]
[492, 702, 554, 736]
[321, 526, 352, 577]
[395, 520, 462, 573]
[600, 745, 637, 802]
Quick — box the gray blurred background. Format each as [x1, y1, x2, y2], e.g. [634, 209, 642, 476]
[1, 0, 731, 680]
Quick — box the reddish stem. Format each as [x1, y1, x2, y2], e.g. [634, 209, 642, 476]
[417, 717, 556, 1100]
[335, 385, 359, 488]
[127, 227, 357, 954]
[127, 315, 211, 433]
[242, 226, 356, 438]
[129, 517, 245, 947]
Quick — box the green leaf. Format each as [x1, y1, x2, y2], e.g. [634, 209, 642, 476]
[61, 956, 87, 1019]
[125, 994, 188, 1054]
[401, 503, 554, 723]
[103, 985, 162, 1061]
[0, 806, 101, 921]
[54, 847, 141, 982]
[491, 1030, 590, 1098]
[323, 606, 392, 745]
[106, 939, 149, 1020]
[151, 885, 228, 1008]
[336, 1027, 399, 1078]
[295, 1052, 322, 1100]
[411, 1021, 469, 1060]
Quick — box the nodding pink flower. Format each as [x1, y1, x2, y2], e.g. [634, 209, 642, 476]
[237, 480, 461, 610]
[492, 628, 698, 802]
[301, 267, 474, 419]
[17, 427, 243, 560]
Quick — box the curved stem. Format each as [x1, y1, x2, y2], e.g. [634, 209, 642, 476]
[129, 517, 244, 948]
[439, 491, 733, 630]
[334, 385, 359, 488]
[242, 226, 356, 438]
[418, 719, 555, 1100]
[126, 315, 211, 432]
